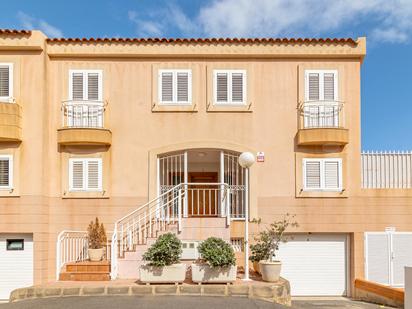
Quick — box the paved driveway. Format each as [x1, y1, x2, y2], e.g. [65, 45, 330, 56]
[0, 296, 390, 309]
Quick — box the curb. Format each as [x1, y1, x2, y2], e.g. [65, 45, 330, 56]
[9, 280, 291, 306]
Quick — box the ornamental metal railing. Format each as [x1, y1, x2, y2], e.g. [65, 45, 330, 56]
[61, 100, 106, 128]
[298, 100, 345, 129]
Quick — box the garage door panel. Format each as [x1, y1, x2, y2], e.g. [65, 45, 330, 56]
[0, 234, 33, 300]
[277, 234, 348, 296]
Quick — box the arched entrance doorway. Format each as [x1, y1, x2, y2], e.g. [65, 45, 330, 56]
[157, 149, 246, 219]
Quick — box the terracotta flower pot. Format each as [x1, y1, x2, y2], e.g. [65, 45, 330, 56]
[259, 260, 281, 282]
[88, 248, 105, 262]
[253, 261, 261, 274]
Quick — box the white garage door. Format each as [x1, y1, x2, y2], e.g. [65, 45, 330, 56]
[0, 234, 33, 300]
[277, 234, 348, 296]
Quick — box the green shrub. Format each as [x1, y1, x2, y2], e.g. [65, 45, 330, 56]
[197, 237, 236, 267]
[142, 233, 182, 267]
[87, 217, 107, 249]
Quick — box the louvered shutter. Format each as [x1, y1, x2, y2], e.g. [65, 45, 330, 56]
[305, 161, 321, 189]
[177, 72, 189, 102]
[231, 73, 243, 103]
[365, 233, 391, 285]
[216, 73, 228, 102]
[161, 72, 173, 102]
[0, 66, 10, 98]
[0, 158, 10, 187]
[72, 73, 84, 100]
[323, 73, 335, 101]
[87, 159, 102, 191]
[87, 73, 99, 101]
[308, 73, 320, 101]
[324, 161, 340, 189]
[70, 160, 84, 190]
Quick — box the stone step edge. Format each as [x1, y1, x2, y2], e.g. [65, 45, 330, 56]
[9, 282, 291, 307]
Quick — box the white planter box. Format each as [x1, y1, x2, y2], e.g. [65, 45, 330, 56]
[191, 264, 237, 283]
[139, 263, 186, 283]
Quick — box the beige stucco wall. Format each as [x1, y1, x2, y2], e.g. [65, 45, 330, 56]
[0, 31, 411, 293]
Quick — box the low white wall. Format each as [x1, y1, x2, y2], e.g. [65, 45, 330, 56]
[406, 267, 412, 309]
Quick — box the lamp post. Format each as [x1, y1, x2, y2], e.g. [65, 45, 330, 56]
[238, 152, 255, 281]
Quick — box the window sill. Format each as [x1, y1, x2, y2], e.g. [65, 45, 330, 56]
[207, 102, 253, 112]
[296, 189, 347, 198]
[63, 191, 109, 199]
[152, 102, 198, 112]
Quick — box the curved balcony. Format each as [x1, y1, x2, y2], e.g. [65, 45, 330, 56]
[57, 100, 111, 146]
[0, 101, 22, 142]
[297, 101, 348, 146]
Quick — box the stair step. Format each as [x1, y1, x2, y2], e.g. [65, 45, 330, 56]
[59, 272, 110, 281]
[65, 261, 111, 273]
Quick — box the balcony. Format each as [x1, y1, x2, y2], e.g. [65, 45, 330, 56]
[57, 100, 111, 146]
[296, 101, 348, 146]
[0, 101, 22, 142]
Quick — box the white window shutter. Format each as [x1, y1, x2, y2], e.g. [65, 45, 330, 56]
[323, 73, 335, 101]
[231, 72, 243, 103]
[87, 159, 102, 191]
[216, 73, 228, 102]
[305, 161, 321, 189]
[70, 160, 84, 190]
[308, 73, 320, 101]
[161, 72, 173, 102]
[176, 72, 189, 102]
[87, 73, 99, 101]
[0, 157, 10, 187]
[72, 73, 84, 100]
[324, 161, 340, 189]
[0, 66, 10, 98]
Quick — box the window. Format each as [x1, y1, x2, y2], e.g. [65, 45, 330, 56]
[305, 70, 338, 101]
[158, 69, 192, 104]
[0, 155, 13, 189]
[69, 158, 102, 192]
[0, 63, 13, 102]
[69, 70, 103, 101]
[303, 158, 342, 191]
[214, 70, 247, 105]
[6, 239, 24, 251]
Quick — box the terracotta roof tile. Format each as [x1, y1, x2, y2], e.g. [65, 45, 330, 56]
[0, 29, 31, 35]
[46, 37, 357, 45]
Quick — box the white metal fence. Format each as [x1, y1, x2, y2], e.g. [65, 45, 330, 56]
[62, 100, 105, 128]
[299, 101, 344, 129]
[361, 151, 412, 188]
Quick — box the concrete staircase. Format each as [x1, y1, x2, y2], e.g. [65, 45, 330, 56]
[117, 217, 230, 279]
[59, 261, 111, 281]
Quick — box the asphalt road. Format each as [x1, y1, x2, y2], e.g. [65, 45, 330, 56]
[0, 296, 388, 309]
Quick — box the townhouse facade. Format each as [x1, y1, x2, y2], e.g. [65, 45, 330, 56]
[0, 29, 411, 299]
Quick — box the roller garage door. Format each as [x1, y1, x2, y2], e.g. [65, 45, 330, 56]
[0, 234, 33, 300]
[276, 233, 348, 296]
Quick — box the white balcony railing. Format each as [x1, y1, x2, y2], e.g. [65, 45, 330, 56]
[299, 101, 344, 129]
[61, 100, 106, 128]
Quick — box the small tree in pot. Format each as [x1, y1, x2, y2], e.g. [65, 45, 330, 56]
[87, 217, 107, 262]
[253, 214, 298, 282]
[140, 233, 186, 283]
[192, 237, 237, 283]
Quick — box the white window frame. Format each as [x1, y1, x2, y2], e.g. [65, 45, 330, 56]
[213, 69, 247, 105]
[303, 158, 342, 192]
[305, 69, 338, 102]
[68, 69, 103, 101]
[0, 63, 13, 103]
[68, 158, 103, 192]
[158, 69, 192, 105]
[0, 154, 13, 190]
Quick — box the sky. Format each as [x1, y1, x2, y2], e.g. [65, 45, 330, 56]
[1, 0, 412, 151]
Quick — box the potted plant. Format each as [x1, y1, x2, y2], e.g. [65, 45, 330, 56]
[249, 241, 270, 274]
[140, 233, 186, 283]
[191, 237, 237, 283]
[87, 217, 107, 262]
[254, 214, 298, 282]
